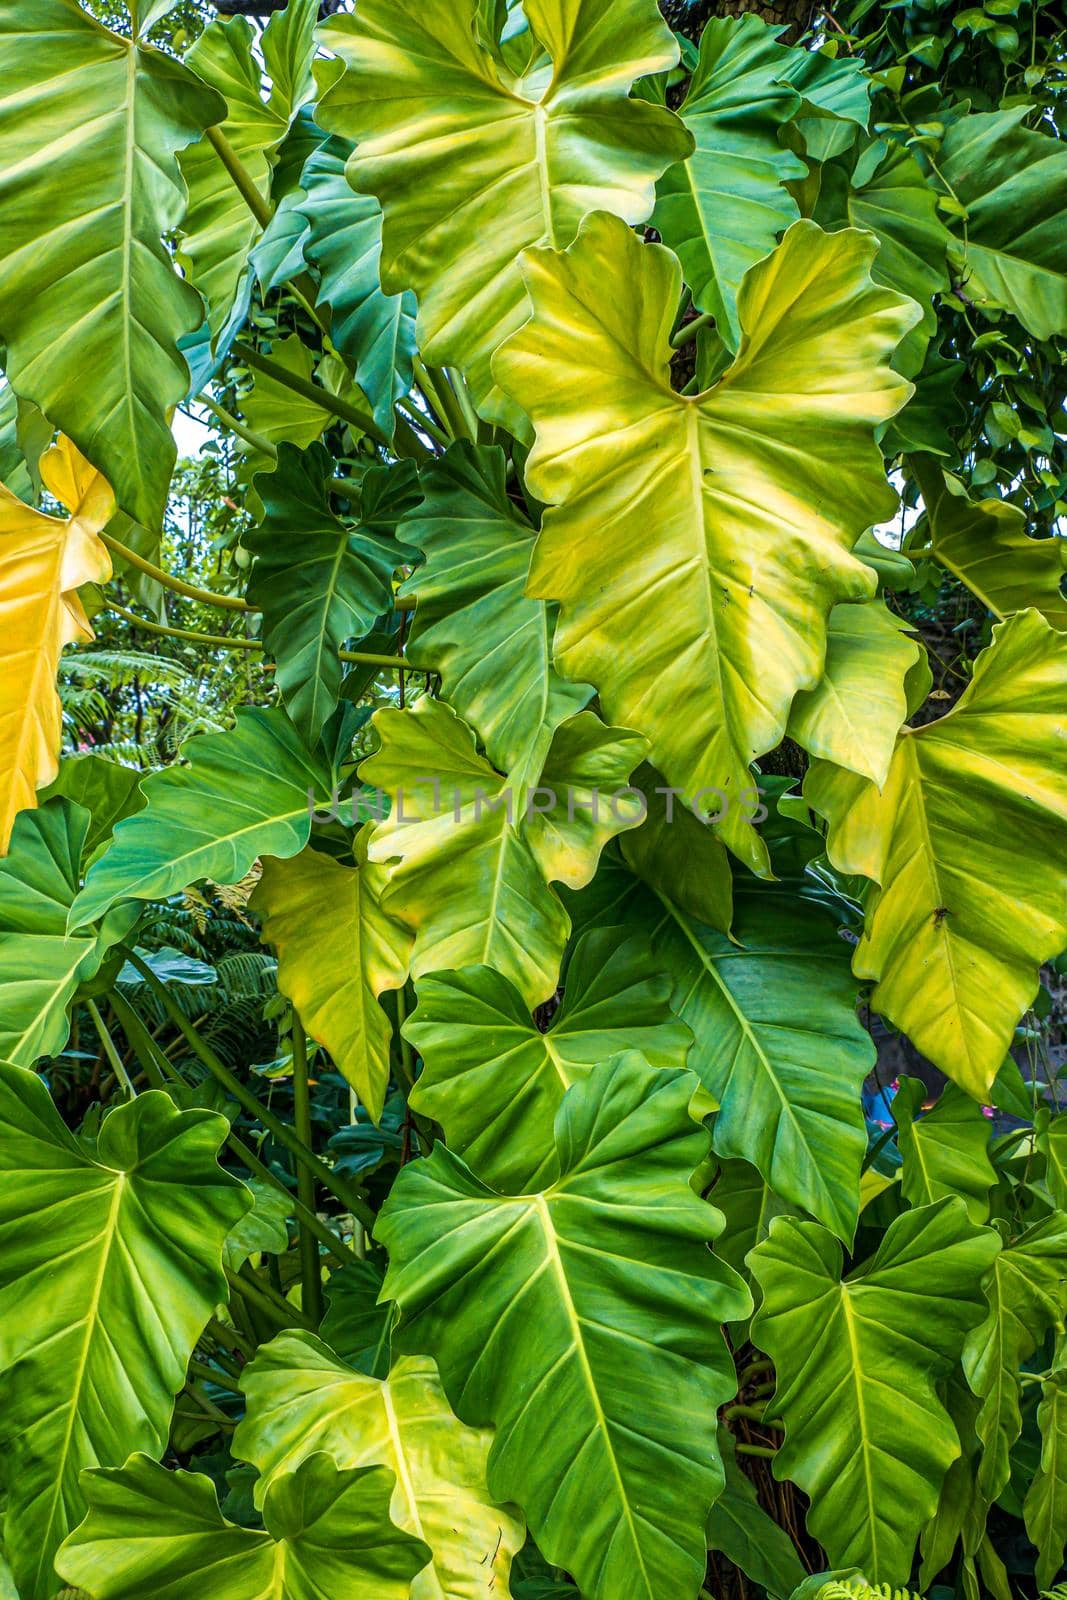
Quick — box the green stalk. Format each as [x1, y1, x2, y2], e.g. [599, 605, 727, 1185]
[107, 602, 410, 672]
[124, 950, 377, 1231]
[100, 532, 251, 611]
[414, 359, 471, 443]
[670, 309, 716, 349]
[735, 1442, 778, 1458]
[207, 125, 273, 229]
[233, 340, 393, 452]
[196, 394, 278, 460]
[291, 1015, 324, 1325]
[86, 998, 136, 1097]
[225, 1264, 315, 1333]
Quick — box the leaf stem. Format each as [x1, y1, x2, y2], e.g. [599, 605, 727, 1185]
[104, 601, 411, 671]
[196, 393, 278, 460]
[735, 1442, 778, 1458]
[124, 949, 378, 1231]
[207, 124, 274, 230]
[225, 1263, 315, 1332]
[86, 998, 136, 1097]
[670, 310, 716, 349]
[291, 1014, 324, 1324]
[233, 339, 393, 451]
[100, 532, 252, 611]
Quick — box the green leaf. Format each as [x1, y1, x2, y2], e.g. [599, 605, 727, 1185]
[0, 799, 138, 1066]
[1039, 1110, 1067, 1210]
[1025, 1366, 1067, 1591]
[299, 138, 417, 436]
[962, 1212, 1067, 1511]
[179, 2, 316, 336]
[892, 1076, 995, 1223]
[400, 442, 591, 788]
[912, 453, 1067, 630]
[252, 839, 412, 1123]
[40, 756, 147, 863]
[247, 444, 413, 742]
[362, 696, 646, 1007]
[937, 109, 1067, 340]
[318, 0, 691, 424]
[651, 14, 805, 350]
[320, 1259, 393, 1376]
[240, 334, 335, 468]
[235, 1332, 525, 1600]
[750, 1201, 1000, 1583]
[787, 601, 921, 787]
[616, 762, 734, 934]
[647, 890, 873, 1241]
[711, 1158, 797, 1296]
[707, 1425, 806, 1598]
[70, 706, 335, 931]
[496, 214, 916, 875]
[55, 1452, 430, 1600]
[806, 608, 1067, 1097]
[376, 1053, 751, 1600]
[0, 1066, 249, 1599]
[0, 0, 226, 530]
[775, 45, 872, 125]
[405, 924, 692, 1190]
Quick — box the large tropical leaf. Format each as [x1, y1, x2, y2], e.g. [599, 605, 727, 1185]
[0, 0, 225, 530]
[0, 800, 138, 1066]
[178, 1, 316, 336]
[299, 138, 417, 436]
[376, 1053, 751, 1600]
[70, 706, 335, 930]
[1025, 1366, 1067, 1591]
[892, 1076, 995, 1224]
[616, 762, 733, 934]
[936, 108, 1067, 341]
[235, 1332, 525, 1600]
[247, 444, 413, 742]
[40, 755, 147, 864]
[496, 214, 916, 873]
[405, 925, 692, 1189]
[55, 1452, 430, 1600]
[962, 1213, 1067, 1513]
[0, 1066, 249, 1600]
[318, 0, 691, 423]
[647, 889, 873, 1240]
[786, 601, 921, 787]
[361, 697, 646, 1007]
[707, 1425, 806, 1598]
[651, 15, 806, 350]
[400, 442, 591, 789]
[750, 1201, 1000, 1583]
[912, 453, 1067, 630]
[806, 608, 1067, 1096]
[252, 839, 412, 1122]
[0, 436, 114, 850]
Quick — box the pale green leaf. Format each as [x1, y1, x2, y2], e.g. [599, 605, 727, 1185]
[750, 1201, 1000, 1583]
[235, 1333, 525, 1600]
[377, 1053, 751, 1600]
[1025, 1366, 1067, 1591]
[0, 1067, 249, 1600]
[892, 1076, 995, 1223]
[496, 214, 916, 874]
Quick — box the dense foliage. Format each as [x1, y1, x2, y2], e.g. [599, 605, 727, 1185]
[0, 0, 1065, 1597]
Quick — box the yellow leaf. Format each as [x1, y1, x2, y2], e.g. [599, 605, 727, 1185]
[0, 437, 114, 851]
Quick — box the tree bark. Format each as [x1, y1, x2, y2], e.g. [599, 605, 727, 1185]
[214, 0, 344, 15]
[660, 0, 819, 43]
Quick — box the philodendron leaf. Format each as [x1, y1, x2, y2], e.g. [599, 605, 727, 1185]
[1025, 1366, 1067, 1590]
[400, 442, 591, 789]
[253, 839, 412, 1123]
[786, 601, 921, 787]
[707, 1425, 806, 1598]
[617, 761, 733, 934]
[962, 1212, 1067, 1514]
[892, 1076, 995, 1224]
[912, 453, 1067, 630]
[935, 108, 1067, 341]
[0, 1066, 250, 1600]
[320, 1258, 393, 1376]
[495, 214, 917, 875]
[361, 697, 647, 1008]
[0, 0, 225, 531]
[376, 1053, 752, 1600]
[298, 138, 417, 436]
[0, 436, 114, 850]
[70, 706, 335, 931]
[55, 1452, 430, 1600]
[806, 608, 1067, 1097]
[750, 1201, 1000, 1584]
[318, 0, 691, 424]
[247, 444, 413, 742]
[0, 800, 138, 1066]
[651, 14, 806, 350]
[647, 889, 873, 1241]
[240, 334, 336, 474]
[405, 925, 692, 1190]
[235, 1333, 525, 1600]
[40, 756, 147, 864]
[179, 2, 316, 337]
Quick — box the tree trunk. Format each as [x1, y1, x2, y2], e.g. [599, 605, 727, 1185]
[660, 0, 819, 42]
[214, 0, 345, 15]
